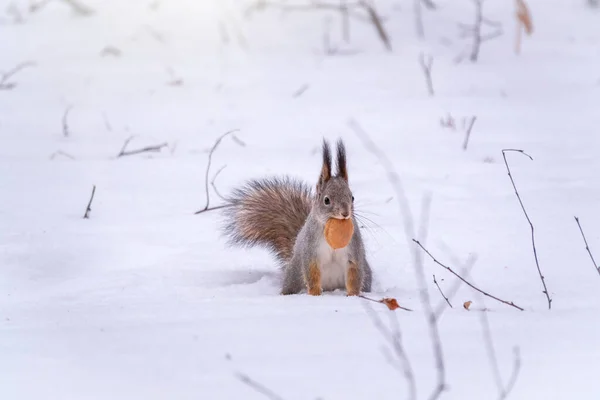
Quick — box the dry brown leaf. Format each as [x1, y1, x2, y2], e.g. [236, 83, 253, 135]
[516, 0, 533, 35]
[463, 300, 473, 310]
[381, 298, 400, 310]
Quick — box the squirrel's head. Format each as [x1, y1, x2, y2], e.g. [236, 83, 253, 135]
[315, 139, 354, 222]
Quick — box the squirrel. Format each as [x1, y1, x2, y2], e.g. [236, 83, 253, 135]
[221, 138, 372, 296]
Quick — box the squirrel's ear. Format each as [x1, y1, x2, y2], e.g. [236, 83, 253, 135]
[335, 139, 348, 182]
[317, 139, 332, 194]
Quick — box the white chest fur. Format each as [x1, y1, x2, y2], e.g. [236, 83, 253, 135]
[316, 236, 350, 291]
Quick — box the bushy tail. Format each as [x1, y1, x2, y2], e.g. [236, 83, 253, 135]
[221, 177, 313, 263]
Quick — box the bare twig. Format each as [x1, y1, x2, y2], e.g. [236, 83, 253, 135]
[499, 347, 522, 400]
[341, 0, 350, 42]
[502, 149, 551, 309]
[419, 52, 434, 96]
[414, 0, 424, 38]
[102, 112, 113, 132]
[433, 274, 452, 308]
[61, 0, 94, 16]
[62, 106, 73, 137]
[292, 83, 310, 98]
[211, 165, 228, 201]
[0, 61, 36, 90]
[117, 135, 168, 157]
[433, 253, 477, 318]
[364, 302, 417, 400]
[195, 129, 240, 215]
[479, 302, 522, 400]
[49, 150, 76, 160]
[235, 372, 286, 400]
[574, 216, 600, 277]
[349, 119, 446, 400]
[83, 185, 96, 219]
[360, 0, 392, 51]
[414, 239, 524, 311]
[459, 0, 502, 62]
[462, 116, 477, 150]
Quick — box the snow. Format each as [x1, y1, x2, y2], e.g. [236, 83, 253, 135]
[1, 0, 600, 399]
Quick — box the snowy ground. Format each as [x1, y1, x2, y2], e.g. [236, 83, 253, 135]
[1, 0, 600, 399]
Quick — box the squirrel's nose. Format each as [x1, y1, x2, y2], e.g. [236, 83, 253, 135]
[341, 210, 350, 219]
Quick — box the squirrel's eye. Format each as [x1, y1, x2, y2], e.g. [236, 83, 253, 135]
[351, 195, 354, 202]
[324, 196, 330, 205]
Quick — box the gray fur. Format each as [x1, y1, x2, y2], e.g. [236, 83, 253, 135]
[221, 139, 373, 296]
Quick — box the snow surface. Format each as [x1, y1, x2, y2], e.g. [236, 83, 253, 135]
[1, 0, 600, 399]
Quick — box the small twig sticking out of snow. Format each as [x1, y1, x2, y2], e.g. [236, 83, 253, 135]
[502, 149, 551, 310]
[0, 61, 36, 90]
[102, 112, 112, 132]
[479, 301, 522, 400]
[116, 136, 169, 158]
[433, 274, 452, 308]
[49, 150, 76, 160]
[349, 119, 447, 400]
[211, 165, 228, 201]
[360, 0, 392, 51]
[195, 129, 240, 215]
[292, 83, 310, 98]
[434, 253, 477, 319]
[462, 116, 477, 150]
[62, 106, 73, 137]
[574, 216, 600, 277]
[83, 185, 96, 219]
[414, 239, 524, 311]
[61, 0, 94, 16]
[340, 0, 350, 42]
[235, 372, 286, 400]
[500, 347, 522, 400]
[363, 302, 417, 400]
[458, 0, 503, 62]
[419, 52, 434, 96]
[414, 0, 436, 39]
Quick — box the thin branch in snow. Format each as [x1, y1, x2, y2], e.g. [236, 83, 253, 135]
[414, 239, 524, 311]
[211, 165, 228, 201]
[195, 129, 240, 215]
[574, 216, 600, 277]
[102, 112, 113, 132]
[49, 150, 76, 160]
[83, 185, 96, 219]
[60, 0, 94, 16]
[462, 116, 477, 150]
[419, 52, 434, 96]
[499, 347, 522, 400]
[0, 61, 36, 90]
[292, 83, 310, 98]
[117, 135, 168, 158]
[479, 305, 522, 400]
[359, 0, 392, 51]
[364, 302, 417, 400]
[414, 0, 424, 38]
[433, 274, 452, 308]
[235, 372, 286, 400]
[349, 119, 447, 400]
[458, 0, 502, 62]
[502, 149, 551, 309]
[434, 253, 477, 319]
[62, 105, 73, 137]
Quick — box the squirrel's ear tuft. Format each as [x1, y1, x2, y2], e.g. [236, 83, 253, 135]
[317, 139, 332, 194]
[335, 138, 348, 181]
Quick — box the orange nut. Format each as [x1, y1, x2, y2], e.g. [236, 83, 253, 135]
[324, 218, 354, 249]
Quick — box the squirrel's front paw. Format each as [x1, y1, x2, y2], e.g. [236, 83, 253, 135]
[308, 287, 322, 296]
[346, 262, 360, 296]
